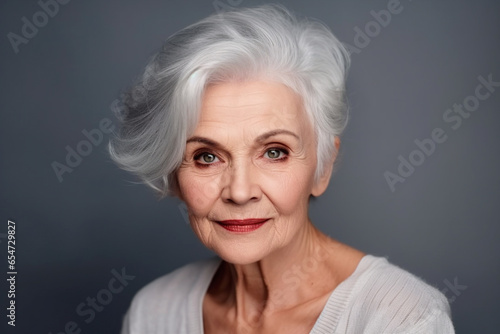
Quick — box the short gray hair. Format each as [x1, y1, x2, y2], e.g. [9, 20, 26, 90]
[108, 4, 350, 198]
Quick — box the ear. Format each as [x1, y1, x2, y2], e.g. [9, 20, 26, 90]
[311, 136, 340, 197]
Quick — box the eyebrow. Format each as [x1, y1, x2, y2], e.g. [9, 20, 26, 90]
[186, 129, 299, 148]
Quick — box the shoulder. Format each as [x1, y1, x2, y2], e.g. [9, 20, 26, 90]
[131, 256, 219, 304]
[353, 255, 449, 307]
[341, 255, 454, 333]
[122, 256, 221, 334]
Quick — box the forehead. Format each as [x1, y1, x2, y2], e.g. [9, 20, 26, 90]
[197, 80, 309, 131]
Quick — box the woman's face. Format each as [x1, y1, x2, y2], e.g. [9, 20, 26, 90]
[176, 80, 332, 264]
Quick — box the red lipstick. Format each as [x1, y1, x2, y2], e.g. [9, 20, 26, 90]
[216, 219, 269, 233]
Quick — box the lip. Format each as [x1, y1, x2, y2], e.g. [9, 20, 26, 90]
[216, 218, 269, 233]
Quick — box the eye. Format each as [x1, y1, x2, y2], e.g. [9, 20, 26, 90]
[264, 148, 288, 160]
[194, 152, 220, 165]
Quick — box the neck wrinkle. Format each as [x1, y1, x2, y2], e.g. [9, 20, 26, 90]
[223, 219, 337, 324]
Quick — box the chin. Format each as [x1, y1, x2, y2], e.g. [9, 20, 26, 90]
[211, 242, 273, 266]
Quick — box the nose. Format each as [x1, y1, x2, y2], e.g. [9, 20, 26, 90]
[221, 161, 262, 205]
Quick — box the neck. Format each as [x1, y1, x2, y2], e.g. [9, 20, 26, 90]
[207, 220, 360, 325]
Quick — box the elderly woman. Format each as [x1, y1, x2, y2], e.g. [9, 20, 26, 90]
[110, 4, 454, 334]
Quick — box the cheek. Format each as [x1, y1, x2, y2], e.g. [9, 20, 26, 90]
[178, 172, 221, 216]
[262, 167, 312, 214]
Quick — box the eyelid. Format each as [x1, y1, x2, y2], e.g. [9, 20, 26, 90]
[191, 145, 289, 166]
[193, 151, 221, 165]
[263, 146, 289, 160]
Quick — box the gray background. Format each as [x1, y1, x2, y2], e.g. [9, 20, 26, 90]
[1, 0, 499, 333]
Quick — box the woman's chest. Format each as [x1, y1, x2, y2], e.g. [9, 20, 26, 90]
[202, 292, 332, 334]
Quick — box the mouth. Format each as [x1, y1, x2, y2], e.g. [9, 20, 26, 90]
[216, 218, 269, 233]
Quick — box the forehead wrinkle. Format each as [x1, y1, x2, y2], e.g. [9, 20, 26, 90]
[200, 104, 292, 125]
[193, 81, 312, 152]
[186, 129, 302, 157]
[200, 105, 299, 127]
[203, 100, 272, 109]
[202, 86, 300, 113]
[193, 115, 308, 152]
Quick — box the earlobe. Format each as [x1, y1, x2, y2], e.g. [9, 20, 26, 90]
[311, 136, 340, 197]
[334, 136, 340, 151]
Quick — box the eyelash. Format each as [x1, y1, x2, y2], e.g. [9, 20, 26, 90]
[193, 147, 289, 167]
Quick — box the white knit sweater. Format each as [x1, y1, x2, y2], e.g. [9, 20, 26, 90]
[121, 255, 455, 333]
